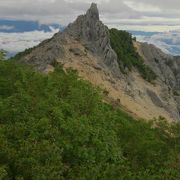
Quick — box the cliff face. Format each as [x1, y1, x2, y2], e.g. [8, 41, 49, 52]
[65, 3, 119, 75]
[19, 3, 180, 121]
[134, 42, 180, 120]
[20, 3, 120, 76]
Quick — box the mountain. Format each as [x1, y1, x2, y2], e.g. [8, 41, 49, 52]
[0, 4, 179, 179]
[16, 3, 180, 121]
[1, 47, 180, 179]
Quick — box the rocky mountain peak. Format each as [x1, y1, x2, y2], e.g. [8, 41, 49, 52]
[18, 3, 180, 121]
[65, 3, 101, 42]
[64, 3, 120, 76]
[86, 3, 99, 21]
[19, 3, 120, 76]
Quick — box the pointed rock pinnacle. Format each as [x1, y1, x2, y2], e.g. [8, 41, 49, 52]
[86, 3, 99, 21]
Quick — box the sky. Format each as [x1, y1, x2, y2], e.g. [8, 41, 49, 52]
[0, 0, 180, 32]
[0, 0, 180, 56]
[0, 29, 59, 56]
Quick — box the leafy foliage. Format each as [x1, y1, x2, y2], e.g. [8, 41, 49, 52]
[0, 50, 6, 61]
[109, 28, 157, 82]
[0, 60, 179, 179]
[10, 47, 34, 61]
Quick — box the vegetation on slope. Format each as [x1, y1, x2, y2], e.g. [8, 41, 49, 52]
[0, 58, 179, 179]
[109, 28, 157, 82]
[0, 50, 6, 61]
[11, 47, 34, 61]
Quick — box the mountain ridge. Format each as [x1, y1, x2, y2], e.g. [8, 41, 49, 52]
[17, 3, 180, 121]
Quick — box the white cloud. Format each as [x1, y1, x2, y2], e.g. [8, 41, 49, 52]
[110, 24, 180, 33]
[136, 31, 180, 55]
[0, 28, 59, 54]
[64, 0, 110, 3]
[0, 25, 14, 30]
[0, 0, 180, 55]
[124, 1, 161, 13]
[0, 0, 180, 32]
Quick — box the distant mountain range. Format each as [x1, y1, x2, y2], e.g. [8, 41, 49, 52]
[0, 19, 64, 33]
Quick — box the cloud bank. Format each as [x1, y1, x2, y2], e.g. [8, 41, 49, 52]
[136, 31, 180, 55]
[0, 28, 59, 56]
[0, 1, 180, 56]
[0, 0, 180, 32]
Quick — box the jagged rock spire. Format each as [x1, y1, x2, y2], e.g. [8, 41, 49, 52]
[65, 3, 100, 41]
[86, 3, 99, 21]
[65, 3, 103, 43]
[64, 2, 120, 76]
[20, 3, 120, 77]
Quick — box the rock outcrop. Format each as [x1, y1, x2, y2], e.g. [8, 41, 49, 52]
[65, 3, 119, 76]
[20, 3, 119, 76]
[135, 41, 180, 120]
[19, 3, 180, 121]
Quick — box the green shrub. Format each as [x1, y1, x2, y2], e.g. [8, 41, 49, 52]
[109, 28, 157, 82]
[0, 60, 179, 179]
[10, 47, 34, 61]
[0, 50, 6, 61]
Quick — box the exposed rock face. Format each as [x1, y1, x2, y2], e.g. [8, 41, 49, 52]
[65, 3, 120, 76]
[137, 43, 176, 88]
[20, 32, 66, 71]
[146, 89, 164, 108]
[20, 3, 119, 76]
[19, 3, 180, 121]
[135, 41, 180, 120]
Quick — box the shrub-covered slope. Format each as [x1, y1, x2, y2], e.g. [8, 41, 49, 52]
[109, 28, 157, 82]
[0, 59, 179, 179]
